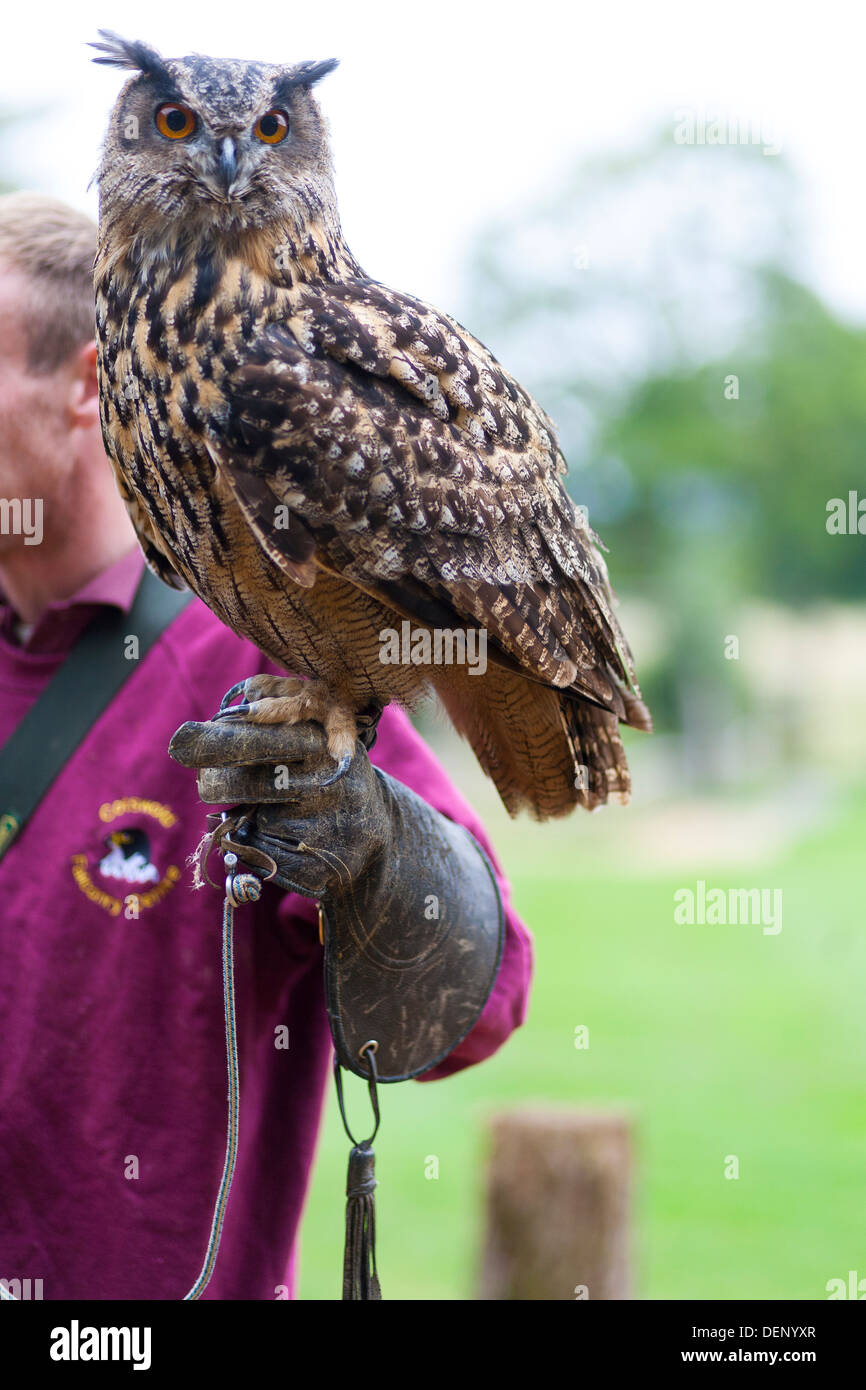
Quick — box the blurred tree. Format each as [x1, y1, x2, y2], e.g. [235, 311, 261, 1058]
[0, 111, 28, 196]
[459, 132, 866, 779]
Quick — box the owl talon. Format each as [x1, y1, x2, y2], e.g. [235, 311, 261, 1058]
[219, 681, 249, 711]
[322, 750, 354, 786]
[213, 702, 251, 720]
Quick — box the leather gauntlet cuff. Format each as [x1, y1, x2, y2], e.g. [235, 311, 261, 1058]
[321, 770, 505, 1082]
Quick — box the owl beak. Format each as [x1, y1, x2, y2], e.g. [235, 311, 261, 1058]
[217, 137, 239, 195]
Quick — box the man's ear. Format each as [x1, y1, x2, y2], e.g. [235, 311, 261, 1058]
[67, 341, 101, 430]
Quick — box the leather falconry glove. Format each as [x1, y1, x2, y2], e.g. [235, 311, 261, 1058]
[167, 708, 505, 1084]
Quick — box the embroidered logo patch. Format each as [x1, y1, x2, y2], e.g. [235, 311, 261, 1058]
[70, 798, 182, 918]
[99, 828, 159, 884]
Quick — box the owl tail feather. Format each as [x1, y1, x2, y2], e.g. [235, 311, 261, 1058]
[559, 696, 633, 811]
[435, 666, 648, 820]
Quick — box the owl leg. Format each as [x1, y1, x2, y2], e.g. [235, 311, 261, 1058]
[213, 675, 358, 782]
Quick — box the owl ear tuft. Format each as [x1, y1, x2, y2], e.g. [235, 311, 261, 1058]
[89, 30, 171, 83]
[279, 58, 340, 95]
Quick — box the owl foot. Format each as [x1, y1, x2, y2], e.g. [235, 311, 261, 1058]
[213, 676, 360, 782]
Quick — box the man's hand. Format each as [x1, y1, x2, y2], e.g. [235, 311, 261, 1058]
[167, 703, 505, 1083]
[168, 717, 390, 899]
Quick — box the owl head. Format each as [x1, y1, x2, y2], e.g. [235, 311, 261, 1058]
[92, 31, 339, 242]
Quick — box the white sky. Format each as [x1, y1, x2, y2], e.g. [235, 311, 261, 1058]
[1, 0, 864, 321]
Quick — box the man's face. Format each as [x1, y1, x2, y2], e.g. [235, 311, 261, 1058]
[0, 261, 71, 554]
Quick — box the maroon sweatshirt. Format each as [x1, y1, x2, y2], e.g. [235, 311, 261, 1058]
[0, 548, 532, 1299]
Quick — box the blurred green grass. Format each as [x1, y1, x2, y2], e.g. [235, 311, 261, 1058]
[297, 785, 866, 1300]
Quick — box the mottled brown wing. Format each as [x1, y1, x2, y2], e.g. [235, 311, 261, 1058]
[207, 281, 643, 723]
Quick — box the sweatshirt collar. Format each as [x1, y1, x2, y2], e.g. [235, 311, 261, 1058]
[0, 547, 146, 656]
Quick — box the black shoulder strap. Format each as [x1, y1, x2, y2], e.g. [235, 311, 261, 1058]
[0, 566, 194, 862]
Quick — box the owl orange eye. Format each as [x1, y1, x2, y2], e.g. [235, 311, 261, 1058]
[155, 103, 197, 140]
[254, 109, 289, 144]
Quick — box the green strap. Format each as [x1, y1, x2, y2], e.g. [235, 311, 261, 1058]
[0, 566, 193, 862]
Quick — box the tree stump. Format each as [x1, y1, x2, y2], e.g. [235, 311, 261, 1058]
[477, 1107, 633, 1300]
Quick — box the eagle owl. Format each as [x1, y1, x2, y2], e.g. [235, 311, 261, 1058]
[91, 31, 650, 818]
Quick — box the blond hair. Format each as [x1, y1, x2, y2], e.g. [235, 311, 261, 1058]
[0, 192, 97, 373]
